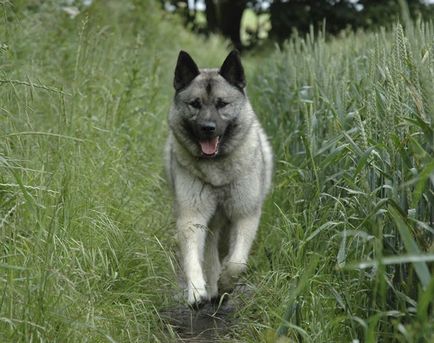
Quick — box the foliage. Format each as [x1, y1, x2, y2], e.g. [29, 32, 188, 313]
[269, 0, 434, 42]
[162, 0, 434, 48]
[0, 0, 225, 341]
[268, 0, 359, 40]
[0, 0, 433, 342]
[248, 19, 434, 342]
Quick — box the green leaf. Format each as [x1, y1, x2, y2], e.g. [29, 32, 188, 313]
[388, 205, 432, 288]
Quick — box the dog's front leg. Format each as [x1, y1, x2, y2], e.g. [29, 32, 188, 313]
[177, 213, 209, 305]
[219, 212, 261, 293]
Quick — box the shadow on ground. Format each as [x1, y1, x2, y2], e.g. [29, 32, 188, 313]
[160, 285, 253, 342]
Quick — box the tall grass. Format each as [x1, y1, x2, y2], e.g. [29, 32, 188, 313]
[0, 0, 433, 342]
[0, 1, 225, 341]
[248, 20, 434, 343]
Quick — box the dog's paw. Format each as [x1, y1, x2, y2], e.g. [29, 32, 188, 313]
[218, 261, 246, 293]
[187, 286, 209, 307]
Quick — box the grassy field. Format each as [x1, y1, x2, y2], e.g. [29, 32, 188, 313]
[1, 1, 433, 342]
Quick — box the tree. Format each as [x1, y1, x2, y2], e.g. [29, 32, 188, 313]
[204, 0, 247, 50]
[269, 0, 434, 43]
[269, 0, 359, 42]
[161, 0, 247, 49]
[162, 0, 434, 48]
[358, 0, 434, 28]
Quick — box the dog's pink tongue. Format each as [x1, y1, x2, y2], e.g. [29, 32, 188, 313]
[200, 137, 219, 155]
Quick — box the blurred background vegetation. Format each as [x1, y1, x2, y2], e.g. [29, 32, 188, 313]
[161, 0, 434, 49]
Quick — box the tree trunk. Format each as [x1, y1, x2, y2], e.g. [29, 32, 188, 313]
[219, 0, 246, 50]
[204, 0, 247, 50]
[204, 0, 219, 32]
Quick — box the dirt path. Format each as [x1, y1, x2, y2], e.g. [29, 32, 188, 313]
[161, 285, 253, 342]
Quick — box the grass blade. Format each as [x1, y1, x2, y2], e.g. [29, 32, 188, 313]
[388, 205, 432, 288]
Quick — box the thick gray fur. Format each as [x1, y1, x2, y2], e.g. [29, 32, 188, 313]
[165, 50, 273, 305]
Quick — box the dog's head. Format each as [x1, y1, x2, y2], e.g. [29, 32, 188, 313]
[169, 50, 250, 159]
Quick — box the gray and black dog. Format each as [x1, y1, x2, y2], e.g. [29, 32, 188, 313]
[165, 50, 273, 306]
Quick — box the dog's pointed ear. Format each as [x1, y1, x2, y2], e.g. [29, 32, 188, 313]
[174, 51, 200, 91]
[219, 50, 245, 89]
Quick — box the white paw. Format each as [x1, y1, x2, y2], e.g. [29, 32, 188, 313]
[219, 260, 247, 292]
[187, 284, 209, 305]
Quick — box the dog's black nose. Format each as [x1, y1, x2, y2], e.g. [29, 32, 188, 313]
[200, 121, 216, 133]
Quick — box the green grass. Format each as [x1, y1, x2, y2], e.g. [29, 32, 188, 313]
[1, 1, 433, 342]
[248, 22, 434, 342]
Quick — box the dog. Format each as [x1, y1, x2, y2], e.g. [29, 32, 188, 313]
[165, 50, 273, 306]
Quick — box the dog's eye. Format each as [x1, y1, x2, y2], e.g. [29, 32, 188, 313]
[188, 99, 201, 109]
[215, 99, 228, 109]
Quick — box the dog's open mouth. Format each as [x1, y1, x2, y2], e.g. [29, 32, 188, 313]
[199, 136, 220, 157]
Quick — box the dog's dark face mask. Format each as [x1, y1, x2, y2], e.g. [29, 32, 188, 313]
[171, 50, 247, 158]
